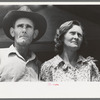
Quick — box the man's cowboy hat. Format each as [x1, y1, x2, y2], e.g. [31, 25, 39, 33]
[2, 6, 47, 42]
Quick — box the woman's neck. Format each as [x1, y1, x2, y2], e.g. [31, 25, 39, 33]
[60, 47, 78, 67]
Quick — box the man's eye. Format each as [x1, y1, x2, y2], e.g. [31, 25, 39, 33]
[26, 25, 32, 28]
[17, 24, 23, 28]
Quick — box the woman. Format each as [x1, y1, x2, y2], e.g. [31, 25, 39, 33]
[40, 20, 100, 82]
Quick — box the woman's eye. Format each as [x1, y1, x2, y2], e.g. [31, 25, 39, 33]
[78, 34, 83, 38]
[70, 32, 75, 35]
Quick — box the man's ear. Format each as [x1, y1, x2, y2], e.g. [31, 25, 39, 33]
[10, 27, 15, 37]
[33, 29, 39, 39]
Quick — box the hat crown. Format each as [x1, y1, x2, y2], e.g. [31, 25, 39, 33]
[18, 6, 32, 12]
[3, 5, 47, 42]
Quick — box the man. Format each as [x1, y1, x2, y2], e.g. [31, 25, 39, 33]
[0, 6, 47, 82]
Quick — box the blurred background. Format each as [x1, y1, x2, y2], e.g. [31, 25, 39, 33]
[0, 5, 100, 70]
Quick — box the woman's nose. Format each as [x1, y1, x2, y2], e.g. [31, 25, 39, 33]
[74, 33, 78, 39]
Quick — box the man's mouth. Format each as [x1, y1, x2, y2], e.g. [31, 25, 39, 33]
[20, 36, 28, 38]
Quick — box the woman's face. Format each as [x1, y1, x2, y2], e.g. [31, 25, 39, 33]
[63, 25, 83, 51]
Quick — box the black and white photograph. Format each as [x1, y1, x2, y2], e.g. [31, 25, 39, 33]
[0, 1, 100, 98]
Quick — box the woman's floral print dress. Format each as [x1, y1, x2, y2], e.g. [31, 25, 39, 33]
[40, 55, 100, 82]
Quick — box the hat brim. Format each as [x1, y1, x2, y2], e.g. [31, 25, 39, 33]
[2, 10, 47, 43]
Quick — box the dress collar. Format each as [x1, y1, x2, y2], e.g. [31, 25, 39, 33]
[54, 55, 96, 71]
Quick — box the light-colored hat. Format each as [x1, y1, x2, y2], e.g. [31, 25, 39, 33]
[2, 6, 47, 42]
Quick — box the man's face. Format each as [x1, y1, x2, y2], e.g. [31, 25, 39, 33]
[63, 25, 83, 51]
[11, 18, 35, 46]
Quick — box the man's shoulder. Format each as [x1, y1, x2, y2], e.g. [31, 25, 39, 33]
[0, 48, 9, 55]
[0, 48, 9, 52]
[0, 45, 13, 53]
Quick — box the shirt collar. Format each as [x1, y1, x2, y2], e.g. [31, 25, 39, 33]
[8, 44, 36, 61]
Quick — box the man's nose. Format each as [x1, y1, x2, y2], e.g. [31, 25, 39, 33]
[22, 27, 27, 33]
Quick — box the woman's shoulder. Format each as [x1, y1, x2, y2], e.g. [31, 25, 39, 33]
[42, 55, 63, 68]
[78, 55, 97, 64]
[80, 55, 100, 80]
[78, 55, 99, 72]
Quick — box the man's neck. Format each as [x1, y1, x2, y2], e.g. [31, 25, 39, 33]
[14, 43, 30, 60]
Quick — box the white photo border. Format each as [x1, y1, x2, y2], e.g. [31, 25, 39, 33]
[0, 2, 100, 99]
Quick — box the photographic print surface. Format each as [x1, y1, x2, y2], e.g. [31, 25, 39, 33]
[0, 2, 100, 98]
